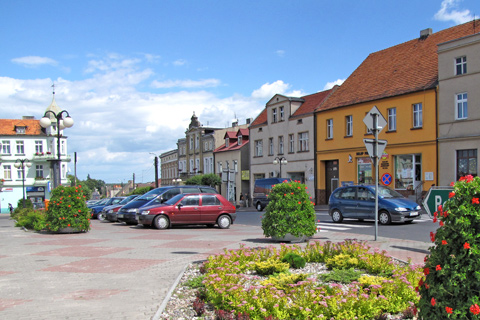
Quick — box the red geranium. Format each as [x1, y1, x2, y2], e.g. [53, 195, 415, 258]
[464, 242, 471, 249]
[470, 304, 480, 315]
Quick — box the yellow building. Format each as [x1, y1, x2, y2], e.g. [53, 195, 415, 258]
[314, 21, 479, 204]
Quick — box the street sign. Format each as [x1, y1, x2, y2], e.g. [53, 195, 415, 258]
[363, 139, 387, 159]
[381, 173, 392, 186]
[423, 186, 454, 218]
[363, 106, 387, 133]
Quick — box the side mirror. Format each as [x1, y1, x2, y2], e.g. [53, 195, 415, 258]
[177, 203, 183, 209]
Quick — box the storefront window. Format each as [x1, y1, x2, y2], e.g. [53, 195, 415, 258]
[395, 155, 422, 190]
[357, 157, 372, 184]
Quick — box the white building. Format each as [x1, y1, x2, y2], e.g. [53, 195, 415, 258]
[0, 95, 71, 212]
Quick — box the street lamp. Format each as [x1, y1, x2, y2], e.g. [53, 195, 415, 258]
[273, 156, 288, 177]
[39, 110, 74, 189]
[174, 178, 182, 186]
[14, 159, 32, 208]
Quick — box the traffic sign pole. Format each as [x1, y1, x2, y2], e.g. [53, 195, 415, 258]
[374, 114, 379, 241]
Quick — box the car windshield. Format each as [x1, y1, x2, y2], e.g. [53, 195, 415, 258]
[118, 197, 134, 205]
[377, 186, 404, 198]
[96, 198, 108, 205]
[137, 187, 169, 201]
[164, 194, 184, 205]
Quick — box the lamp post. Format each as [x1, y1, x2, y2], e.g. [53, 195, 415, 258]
[273, 156, 288, 178]
[14, 159, 32, 208]
[39, 110, 74, 189]
[149, 153, 159, 188]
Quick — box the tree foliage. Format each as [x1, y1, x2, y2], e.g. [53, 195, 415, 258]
[185, 173, 221, 187]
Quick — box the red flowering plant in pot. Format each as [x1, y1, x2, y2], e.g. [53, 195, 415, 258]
[44, 185, 91, 233]
[418, 175, 480, 319]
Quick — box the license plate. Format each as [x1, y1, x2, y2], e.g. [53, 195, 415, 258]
[117, 214, 124, 218]
[409, 211, 418, 216]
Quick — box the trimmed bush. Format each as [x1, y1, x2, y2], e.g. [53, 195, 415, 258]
[281, 252, 306, 269]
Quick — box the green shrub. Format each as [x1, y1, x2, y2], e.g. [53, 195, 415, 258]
[325, 253, 359, 270]
[254, 259, 289, 276]
[13, 208, 46, 231]
[261, 272, 308, 291]
[184, 275, 206, 289]
[319, 267, 363, 284]
[44, 185, 91, 232]
[418, 175, 480, 319]
[281, 252, 306, 269]
[261, 180, 316, 238]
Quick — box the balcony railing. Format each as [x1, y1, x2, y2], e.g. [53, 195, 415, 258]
[32, 153, 71, 162]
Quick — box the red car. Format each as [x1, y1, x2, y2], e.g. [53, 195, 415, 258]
[136, 193, 236, 229]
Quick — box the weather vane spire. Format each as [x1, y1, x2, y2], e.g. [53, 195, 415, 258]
[52, 83, 55, 95]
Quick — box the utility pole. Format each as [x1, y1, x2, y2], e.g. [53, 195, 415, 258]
[154, 156, 159, 188]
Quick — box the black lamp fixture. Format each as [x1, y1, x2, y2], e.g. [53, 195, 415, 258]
[273, 156, 287, 177]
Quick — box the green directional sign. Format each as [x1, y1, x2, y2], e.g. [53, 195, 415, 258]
[423, 187, 453, 218]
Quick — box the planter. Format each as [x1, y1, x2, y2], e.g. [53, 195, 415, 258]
[271, 233, 311, 243]
[55, 227, 86, 234]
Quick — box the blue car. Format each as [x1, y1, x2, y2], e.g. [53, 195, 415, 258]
[328, 185, 422, 225]
[90, 197, 125, 219]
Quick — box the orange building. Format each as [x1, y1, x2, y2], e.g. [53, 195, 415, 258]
[314, 21, 480, 205]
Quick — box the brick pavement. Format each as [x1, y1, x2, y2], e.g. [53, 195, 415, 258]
[0, 213, 430, 319]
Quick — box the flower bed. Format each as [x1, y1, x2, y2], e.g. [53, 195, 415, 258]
[168, 240, 423, 320]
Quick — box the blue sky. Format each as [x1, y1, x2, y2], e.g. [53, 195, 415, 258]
[0, 0, 478, 183]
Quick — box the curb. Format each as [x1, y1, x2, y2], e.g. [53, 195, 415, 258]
[152, 263, 189, 320]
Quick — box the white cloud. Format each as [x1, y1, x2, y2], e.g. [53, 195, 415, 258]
[173, 59, 187, 66]
[251, 80, 291, 99]
[434, 0, 474, 24]
[11, 56, 58, 67]
[323, 79, 345, 90]
[151, 78, 221, 89]
[276, 50, 285, 57]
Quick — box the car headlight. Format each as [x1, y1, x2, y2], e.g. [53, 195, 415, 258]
[395, 207, 408, 212]
[415, 205, 421, 210]
[107, 210, 113, 213]
[141, 211, 150, 215]
[127, 208, 137, 213]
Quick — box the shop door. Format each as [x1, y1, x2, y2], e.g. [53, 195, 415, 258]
[325, 160, 339, 202]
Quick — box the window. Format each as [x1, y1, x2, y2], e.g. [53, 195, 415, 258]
[394, 154, 421, 190]
[238, 135, 242, 145]
[218, 161, 223, 173]
[268, 137, 274, 155]
[204, 141, 208, 151]
[17, 168, 23, 180]
[195, 159, 200, 171]
[61, 140, 65, 155]
[288, 134, 294, 153]
[278, 136, 284, 154]
[189, 137, 193, 149]
[456, 56, 467, 75]
[35, 141, 43, 154]
[202, 195, 221, 206]
[204, 158, 209, 174]
[298, 132, 309, 152]
[15, 126, 26, 134]
[413, 103, 422, 128]
[2, 141, 10, 154]
[3, 165, 12, 180]
[456, 93, 468, 120]
[345, 115, 353, 137]
[16, 141, 25, 154]
[388, 108, 397, 131]
[196, 136, 199, 150]
[36, 164, 43, 178]
[190, 159, 194, 172]
[457, 149, 477, 180]
[272, 108, 277, 123]
[254, 140, 263, 157]
[233, 160, 238, 173]
[279, 106, 285, 121]
[225, 139, 229, 148]
[327, 119, 333, 139]
[180, 195, 200, 206]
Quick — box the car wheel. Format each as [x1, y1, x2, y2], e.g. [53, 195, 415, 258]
[256, 202, 263, 212]
[378, 211, 391, 225]
[97, 213, 106, 221]
[154, 215, 170, 229]
[217, 215, 231, 229]
[331, 209, 344, 223]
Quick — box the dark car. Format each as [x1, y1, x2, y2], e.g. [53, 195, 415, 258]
[117, 185, 218, 225]
[253, 178, 291, 211]
[87, 198, 107, 208]
[137, 193, 236, 229]
[90, 197, 125, 219]
[328, 185, 422, 225]
[99, 195, 140, 222]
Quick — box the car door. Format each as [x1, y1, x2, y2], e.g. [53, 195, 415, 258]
[336, 187, 358, 218]
[174, 195, 201, 224]
[200, 195, 222, 223]
[356, 187, 375, 219]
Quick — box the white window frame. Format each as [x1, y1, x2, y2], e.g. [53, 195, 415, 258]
[388, 108, 397, 131]
[345, 115, 353, 137]
[2, 141, 10, 154]
[4, 165, 12, 180]
[35, 141, 43, 153]
[288, 134, 294, 153]
[298, 132, 309, 152]
[36, 164, 43, 178]
[456, 92, 468, 120]
[278, 136, 284, 155]
[272, 108, 277, 123]
[254, 140, 263, 157]
[238, 135, 242, 145]
[279, 106, 285, 121]
[268, 137, 274, 156]
[327, 119, 333, 139]
[16, 141, 25, 154]
[455, 56, 467, 75]
[413, 103, 423, 128]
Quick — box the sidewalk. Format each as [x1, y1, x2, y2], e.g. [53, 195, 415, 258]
[0, 214, 430, 319]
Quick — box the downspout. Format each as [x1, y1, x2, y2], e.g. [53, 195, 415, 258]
[435, 85, 439, 187]
[313, 110, 318, 204]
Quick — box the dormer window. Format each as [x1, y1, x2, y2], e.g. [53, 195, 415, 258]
[238, 135, 243, 145]
[15, 126, 26, 134]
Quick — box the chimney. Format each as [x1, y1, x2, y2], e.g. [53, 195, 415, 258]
[420, 28, 432, 39]
[246, 118, 253, 125]
[22, 116, 35, 119]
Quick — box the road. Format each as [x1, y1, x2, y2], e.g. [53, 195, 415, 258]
[235, 207, 439, 243]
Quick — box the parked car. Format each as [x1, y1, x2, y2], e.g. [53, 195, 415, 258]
[137, 193, 236, 229]
[100, 195, 140, 222]
[117, 185, 218, 225]
[253, 178, 291, 211]
[87, 198, 106, 208]
[90, 197, 125, 219]
[328, 185, 422, 225]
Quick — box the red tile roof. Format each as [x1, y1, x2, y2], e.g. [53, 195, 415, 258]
[0, 119, 45, 136]
[250, 87, 336, 127]
[237, 128, 249, 137]
[318, 20, 480, 111]
[214, 129, 250, 153]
